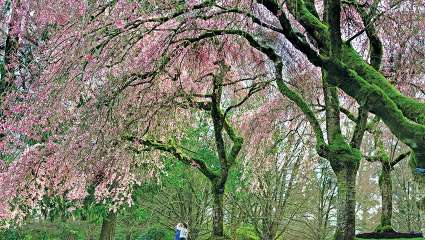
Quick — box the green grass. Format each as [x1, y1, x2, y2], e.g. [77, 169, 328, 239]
[0, 220, 173, 240]
[0, 221, 99, 240]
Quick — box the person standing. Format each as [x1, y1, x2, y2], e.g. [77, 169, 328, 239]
[175, 223, 183, 240]
[179, 223, 189, 240]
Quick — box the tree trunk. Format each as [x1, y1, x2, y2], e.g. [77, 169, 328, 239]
[230, 206, 239, 240]
[334, 167, 357, 240]
[212, 183, 225, 239]
[261, 231, 274, 240]
[361, 203, 369, 232]
[100, 211, 117, 240]
[261, 208, 276, 240]
[377, 164, 394, 232]
[231, 222, 238, 240]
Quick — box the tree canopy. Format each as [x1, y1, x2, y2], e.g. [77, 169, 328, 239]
[0, 0, 424, 239]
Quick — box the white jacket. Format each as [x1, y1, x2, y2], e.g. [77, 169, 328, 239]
[179, 228, 189, 238]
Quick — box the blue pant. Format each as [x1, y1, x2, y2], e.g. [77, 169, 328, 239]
[175, 230, 181, 240]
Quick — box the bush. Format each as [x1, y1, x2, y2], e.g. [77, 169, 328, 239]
[136, 227, 173, 240]
[0, 229, 24, 240]
[235, 225, 259, 240]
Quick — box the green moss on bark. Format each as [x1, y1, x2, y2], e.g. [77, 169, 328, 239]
[287, 0, 329, 46]
[374, 224, 394, 233]
[341, 44, 425, 125]
[324, 57, 425, 173]
[328, 135, 361, 171]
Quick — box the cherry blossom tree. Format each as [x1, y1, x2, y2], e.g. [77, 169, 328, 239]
[0, 1, 423, 240]
[1, 2, 270, 239]
[0, 2, 157, 237]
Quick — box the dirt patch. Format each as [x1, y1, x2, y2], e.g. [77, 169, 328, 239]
[356, 231, 423, 239]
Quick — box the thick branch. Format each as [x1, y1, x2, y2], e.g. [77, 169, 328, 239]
[350, 106, 368, 149]
[304, 0, 320, 18]
[286, 0, 329, 48]
[391, 151, 411, 167]
[211, 62, 228, 168]
[123, 135, 218, 180]
[352, 0, 383, 70]
[323, 57, 425, 154]
[223, 117, 243, 166]
[327, 0, 342, 57]
[340, 106, 357, 122]
[259, 0, 325, 65]
[341, 45, 425, 125]
[322, 72, 343, 144]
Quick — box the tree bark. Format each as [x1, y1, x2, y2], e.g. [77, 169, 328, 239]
[378, 163, 394, 232]
[212, 182, 225, 239]
[262, 230, 275, 240]
[334, 166, 357, 240]
[100, 211, 117, 240]
[229, 203, 240, 240]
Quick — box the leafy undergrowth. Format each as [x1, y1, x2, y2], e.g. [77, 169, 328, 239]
[0, 221, 99, 240]
[0, 220, 163, 240]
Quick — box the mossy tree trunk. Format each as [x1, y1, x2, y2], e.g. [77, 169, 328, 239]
[370, 121, 411, 232]
[100, 211, 117, 240]
[378, 163, 393, 231]
[212, 180, 226, 239]
[332, 162, 359, 240]
[375, 153, 410, 232]
[372, 124, 394, 232]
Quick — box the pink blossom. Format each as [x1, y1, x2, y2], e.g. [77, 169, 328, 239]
[114, 19, 126, 29]
[86, 54, 94, 62]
